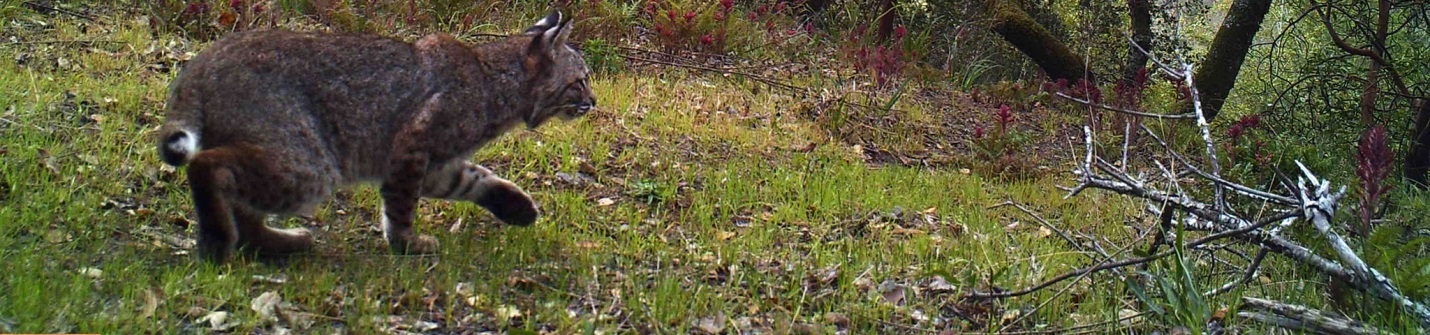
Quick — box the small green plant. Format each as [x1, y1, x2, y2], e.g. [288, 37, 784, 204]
[627, 179, 674, 204]
[1129, 243, 1214, 333]
[581, 38, 623, 75]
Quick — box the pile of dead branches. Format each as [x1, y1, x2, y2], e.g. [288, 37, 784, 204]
[968, 57, 1429, 334]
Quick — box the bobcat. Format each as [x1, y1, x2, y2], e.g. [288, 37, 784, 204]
[157, 11, 596, 263]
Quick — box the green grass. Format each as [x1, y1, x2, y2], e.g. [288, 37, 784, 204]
[0, 7, 1387, 335]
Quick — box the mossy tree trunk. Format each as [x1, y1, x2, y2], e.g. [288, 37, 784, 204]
[1189, 0, 1272, 120]
[985, 0, 1090, 82]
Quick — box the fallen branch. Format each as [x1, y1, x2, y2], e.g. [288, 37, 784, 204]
[1238, 297, 1384, 335]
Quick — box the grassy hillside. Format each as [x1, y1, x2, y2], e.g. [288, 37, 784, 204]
[0, 2, 1384, 334]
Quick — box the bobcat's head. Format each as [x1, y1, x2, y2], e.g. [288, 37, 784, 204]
[523, 11, 597, 129]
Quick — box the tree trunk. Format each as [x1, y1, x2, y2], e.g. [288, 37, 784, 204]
[985, 0, 1090, 81]
[1121, 0, 1153, 83]
[1189, 0, 1272, 120]
[1406, 98, 1430, 188]
[874, 0, 898, 42]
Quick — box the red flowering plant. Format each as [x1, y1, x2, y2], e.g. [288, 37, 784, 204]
[841, 23, 913, 88]
[970, 104, 1034, 179]
[643, 0, 802, 54]
[146, 0, 276, 40]
[1354, 124, 1392, 237]
[1223, 114, 1272, 167]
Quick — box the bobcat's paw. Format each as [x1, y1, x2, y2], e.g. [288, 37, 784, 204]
[389, 234, 440, 255]
[197, 238, 235, 264]
[476, 178, 540, 226]
[253, 227, 315, 255]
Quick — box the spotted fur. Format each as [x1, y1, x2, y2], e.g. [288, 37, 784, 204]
[158, 10, 595, 263]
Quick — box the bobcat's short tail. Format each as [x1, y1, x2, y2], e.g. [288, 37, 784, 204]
[159, 127, 199, 166]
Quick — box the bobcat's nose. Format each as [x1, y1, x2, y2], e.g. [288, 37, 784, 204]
[575, 98, 596, 115]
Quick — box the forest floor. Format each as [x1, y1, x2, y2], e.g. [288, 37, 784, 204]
[0, 4, 1339, 334]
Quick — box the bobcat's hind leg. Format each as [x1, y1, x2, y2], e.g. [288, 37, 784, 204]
[422, 161, 539, 226]
[188, 145, 326, 262]
[233, 206, 314, 256]
[187, 152, 239, 263]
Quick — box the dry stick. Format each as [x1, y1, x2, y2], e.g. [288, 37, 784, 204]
[1083, 162, 1430, 326]
[1182, 63, 1228, 214]
[1239, 297, 1384, 335]
[1295, 162, 1430, 325]
[993, 222, 1156, 333]
[999, 311, 1147, 335]
[1205, 247, 1269, 296]
[968, 210, 1296, 299]
[1053, 92, 1197, 119]
[1138, 124, 1298, 206]
[987, 200, 1102, 259]
[2, 39, 119, 46]
[22, 1, 94, 21]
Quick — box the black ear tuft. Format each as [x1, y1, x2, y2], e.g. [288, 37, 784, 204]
[524, 10, 562, 34]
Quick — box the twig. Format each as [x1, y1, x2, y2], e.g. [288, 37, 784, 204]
[1139, 124, 1298, 205]
[2, 39, 119, 46]
[988, 200, 1103, 259]
[1205, 247, 1268, 296]
[1053, 92, 1196, 119]
[22, 1, 94, 21]
[999, 311, 1146, 335]
[968, 210, 1295, 299]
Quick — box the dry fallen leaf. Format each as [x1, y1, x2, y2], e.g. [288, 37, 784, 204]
[716, 230, 736, 241]
[878, 279, 906, 305]
[692, 312, 726, 334]
[1037, 226, 1053, 238]
[1118, 308, 1141, 325]
[132, 288, 160, 320]
[596, 198, 616, 206]
[1000, 309, 1021, 324]
[853, 277, 875, 293]
[250, 291, 282, 324]
[196, 311, 238, 331]
[494, 305, 523, 320]
[77, 267, 103, 278]
[824, 312, 850, 329]
[927, 275, 957, 293]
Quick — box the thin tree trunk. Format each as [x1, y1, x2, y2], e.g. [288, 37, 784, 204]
[1406, 99, 1430, 188]
[874, 0, 897, 42]
[1121, 0, 1153, 82]
[1190, 0, 1272, 120]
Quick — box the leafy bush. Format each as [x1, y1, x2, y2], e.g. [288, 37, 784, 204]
[581, 38, 623, 74]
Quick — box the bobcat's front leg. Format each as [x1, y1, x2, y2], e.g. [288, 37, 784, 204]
[422, 161, 539, 226]
[381, 153, 439, 254]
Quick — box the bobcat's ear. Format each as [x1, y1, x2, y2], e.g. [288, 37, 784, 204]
[526, 11, 573, 61]
[524, 10, 562, 35]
